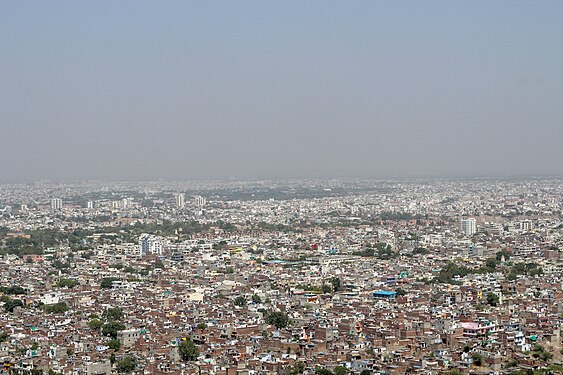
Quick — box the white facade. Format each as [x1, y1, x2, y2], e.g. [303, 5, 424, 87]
[460, 218, 476, 236]
[138, 233, 163, 255]
[120, 243, 141, 257]
[194, 195, 206, 207]
[520, 220, 533, 231]
[40, 291, 63, 305]
[51, 198, 63, 210]
[176, 193, 185, 208]
[121, 198, 130, 209]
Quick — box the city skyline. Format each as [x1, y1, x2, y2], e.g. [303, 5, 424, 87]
[0, 177, 561, 373]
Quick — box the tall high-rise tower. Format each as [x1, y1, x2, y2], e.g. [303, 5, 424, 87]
[194, 195, 206, 208]
[51, 198, 63, 210]
[460, 218, 476, 236]
[176, 193, 185, 209]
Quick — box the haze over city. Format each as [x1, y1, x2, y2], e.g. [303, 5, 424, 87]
[2, 1, 563, 181]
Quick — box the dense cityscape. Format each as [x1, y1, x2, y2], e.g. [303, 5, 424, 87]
[0, 178, 562, 374]
[3, 1, 563, 374]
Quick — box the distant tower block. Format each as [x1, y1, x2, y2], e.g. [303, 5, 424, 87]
[460, 218, 476, 236]
[176, 193, 185, 209]
[51, 198, 63, 210]
[194, 195, 206, 208]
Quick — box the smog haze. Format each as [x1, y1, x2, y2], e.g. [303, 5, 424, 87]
[2, 1, 563, 181]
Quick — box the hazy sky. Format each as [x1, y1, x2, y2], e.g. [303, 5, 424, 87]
[1, 1, 563, 181]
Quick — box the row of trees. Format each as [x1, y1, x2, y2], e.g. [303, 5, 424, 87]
[295, 277, 342, 295]
[1, 295, 23, 312]
[0, 218, 225, 257]
[233, 293, 279, 307]
[56, 278, 78, 288]
[0, 227, 94, 255]
[39, 302, 69, 314]
[2, 297, 71, 314]
[433, 257, 542, 285]
[286, 363, 373, 375]
[354, 243, 397, 260]
[0, 285, 26, 295]
[265, 311, 290, 329]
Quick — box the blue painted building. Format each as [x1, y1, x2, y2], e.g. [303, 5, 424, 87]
[373, 290, 397, 300]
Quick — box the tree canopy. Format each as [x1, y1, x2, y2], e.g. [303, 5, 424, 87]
[266, 311, 290, 329]
[178, 338, 199, 361]
[116, 355, 138, 373]
[102, 322, 126, 339]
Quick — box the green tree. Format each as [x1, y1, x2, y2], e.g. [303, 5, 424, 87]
[495, 250, 511, 262]
[41, 302, 69, 314]
[330, 277, 341, 292]
[266, 311, 290, 329]
[290, 361, 305, 374]
[3, 298, 23, 312]
[100, 277, 119, 288]
[116, 355, 138, 373]
[57, 278, 78, 288]
[234, 296, 247, 307]
[52, 259, 71, 271]
[412, 247, 428, 255]
[315, 368, 333, 375]
[102, 322, 126, 339]
[482, 257, 499, 272]
[395, 288, 407, 296]
[531, 344, 553, 361]
[0, 286, 26, 295]
[88, 318, 103, 331]
[334, 366, 348, 375]
[251, 294, 262, 304]
[103, 307, 123, 321]
[108, 339, 121, 351]
[507, 272, 517, 281]
[471, 353, 483, 366]
[506, 359, 519, 368]
[0, 332, 10, 342]
[360, 371, 371, 375]
[178, 338, 199, 361]
[486, 292, 499, 307]
[435, 261, 474, 284]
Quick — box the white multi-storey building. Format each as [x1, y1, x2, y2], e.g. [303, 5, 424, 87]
[176, 193, 185, 209]
[520, 219, 533, 231]
[138, 233, 163, 255]
[460, 218, 476, 236]
[194, 195, 206, 207]
[51, 198, 63, 210]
